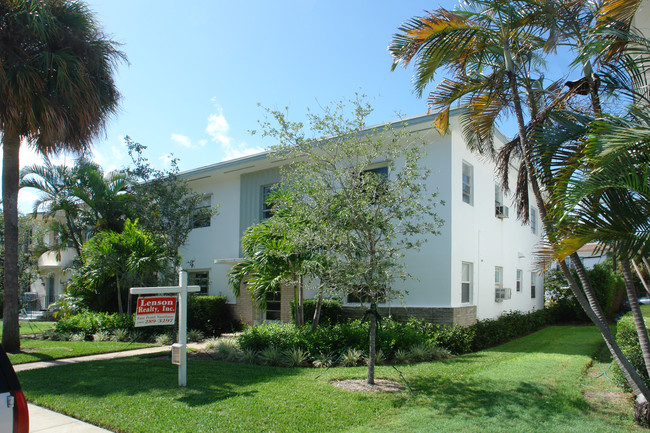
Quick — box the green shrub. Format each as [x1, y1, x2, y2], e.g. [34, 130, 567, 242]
[55, 311, 134, 335]
[188, 295, 239, 337]
[545, 260, 625, 323]
[613, 314, 650, 390]
[291, 299, 344, 326]
[470, 309, 551, 352]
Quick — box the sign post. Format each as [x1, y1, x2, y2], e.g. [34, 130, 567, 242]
[130, 270, 199, 386]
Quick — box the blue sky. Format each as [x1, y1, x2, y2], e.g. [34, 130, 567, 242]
[17, 0, 576, 212]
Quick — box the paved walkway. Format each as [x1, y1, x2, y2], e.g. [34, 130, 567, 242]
[18, 343, 208, 432]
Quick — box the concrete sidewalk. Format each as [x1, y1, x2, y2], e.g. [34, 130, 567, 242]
[18, 343, 208, 432]
[29, 404, 112, 433]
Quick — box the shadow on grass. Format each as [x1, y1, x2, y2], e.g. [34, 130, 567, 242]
[18, 356, 302, 407]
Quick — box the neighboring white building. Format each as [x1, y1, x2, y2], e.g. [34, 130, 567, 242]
[178, 112, 545, 326]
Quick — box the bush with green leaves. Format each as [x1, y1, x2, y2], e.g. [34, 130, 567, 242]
[545, 260, 625, 323]
[187, 295, 239, 337]
[470, 309, 551, 352]
[613, 314, 650, 390]
[55, 311, 134, 336]
[290, 299, 344, 326]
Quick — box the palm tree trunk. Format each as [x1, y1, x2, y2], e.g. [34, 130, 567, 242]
[367, 303, 377, 385]
[2, 132, 21, 352]
[506, 68, 650, 402]
[622, 260, 650, 377]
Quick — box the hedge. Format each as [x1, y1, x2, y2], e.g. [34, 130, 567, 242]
[290, 299, 344, 326]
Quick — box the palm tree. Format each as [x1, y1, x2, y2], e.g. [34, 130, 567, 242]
[0, 0, 124, 351]
[20, 155, 84, 255]
[390, 0, 650, 403]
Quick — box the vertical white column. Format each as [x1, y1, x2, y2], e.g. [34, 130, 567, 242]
[178, 270, 188, 387]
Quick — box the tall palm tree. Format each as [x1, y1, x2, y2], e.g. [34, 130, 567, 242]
[0, 0, 125, 351]
[390, 0, 650, 403]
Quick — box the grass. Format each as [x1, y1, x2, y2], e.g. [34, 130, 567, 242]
[0, 320, 57, 335]
[17, 326, 644, 433]
[9, 339, 152, 365]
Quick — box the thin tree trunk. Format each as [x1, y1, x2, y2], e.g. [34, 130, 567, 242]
[622, 260, 650, 377]
[297, 274, 304, 326]
[633, 259, 650, 296]
[2, 132, 21, 352]
[642, 257, 650, 276]
[367, 303, 377, 385]
[116, 276, 123, 314]
[506, 68, 650, 402]
[311, 287, 324, 332]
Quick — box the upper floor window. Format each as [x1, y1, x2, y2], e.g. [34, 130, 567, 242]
[516, 269, 523, 292]
[261, 184, 276, 220]
[495, 184, 509, 218]
[530, 207, 538, 234]
[191, 195, 212, 229]
[495, 266, 503, 289]
[462, 162, 473, 205]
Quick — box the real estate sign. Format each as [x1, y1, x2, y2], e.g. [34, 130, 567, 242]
[135, 296, 177, 327]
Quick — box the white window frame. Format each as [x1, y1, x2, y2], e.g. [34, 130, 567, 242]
[261, 184, 276, 220]
[495, 266, 503, 289]
[462, 162, 473, 205]
[191, 195, 212, 229]
[531, 272, 537, 299]
[530, 207, 538, 234]
[461, 262, 473, 304]
[516, 269, 523, 293]
[187, 270, 210, 295]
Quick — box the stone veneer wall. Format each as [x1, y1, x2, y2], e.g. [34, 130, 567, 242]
[229, 282, 295, 326]
[342, 305, 477, 327]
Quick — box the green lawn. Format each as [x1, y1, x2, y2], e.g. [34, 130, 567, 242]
[9, 339, 153, 364]
[17, 326, 643, 433]
[0, 320, 57, 335]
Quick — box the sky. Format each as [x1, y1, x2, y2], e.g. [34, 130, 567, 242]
[16, 0, 576, 213]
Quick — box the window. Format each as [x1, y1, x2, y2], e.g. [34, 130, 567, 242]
[261, 184, 276, 220]
[531, 272, 537, 299]
[358, 166, 389, 202]
[495, 266, 503, 289]
[187, 271, 209, 294]
[516, 269, 523, 292]
[495, 184, 508, 218]
[461, 262, 473, 304]
[530, 207, 538, 234]
[191, 195, 211, 229]
[462, 162, 473, 205]
[265, 290, 281, 321]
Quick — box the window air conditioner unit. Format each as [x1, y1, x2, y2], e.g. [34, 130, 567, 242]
[495, 287, 511, 302]
[495, 205, 509, 219]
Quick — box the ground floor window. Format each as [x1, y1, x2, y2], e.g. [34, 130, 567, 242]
[461, 262, 473, 304]
[531, 272, 537, 299]
[265, 291, 281, 321]
[187, 271, 209, 294]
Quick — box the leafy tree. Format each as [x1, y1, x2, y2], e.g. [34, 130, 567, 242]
[0, 0, 124, 351]
[254, 96, 444, 384]
[71, 219, 168, 313]
[123, 137, 218, 280]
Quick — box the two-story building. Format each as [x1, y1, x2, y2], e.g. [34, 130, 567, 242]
[178, 111, 545, 326]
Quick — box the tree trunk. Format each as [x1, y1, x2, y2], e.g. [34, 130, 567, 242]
[622, 260, 650, 377]
[367, 303, 377, 385]
[297, 274, 304, 327]
[116, 276, 123, 314]
[2, 132, 21, 353]
[311, 287, 324, 332]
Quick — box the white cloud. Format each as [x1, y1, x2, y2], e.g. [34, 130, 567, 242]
[205, 102, 264, 160]
[171, 133, 193, 149]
